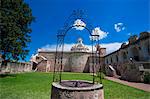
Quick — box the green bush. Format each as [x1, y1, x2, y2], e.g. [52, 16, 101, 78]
[144, 72, 150, 84]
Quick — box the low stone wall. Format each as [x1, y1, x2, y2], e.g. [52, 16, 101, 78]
[51, 80, 104, 99]
[119, 62, 150, 82]
[120, 63, 143, 82]
[104, 61, 150, 82]
[0, 62, 32, 74]
[105, 65, 117, 77]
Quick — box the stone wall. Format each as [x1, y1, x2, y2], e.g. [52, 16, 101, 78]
[51, 81, 104, 99]
[70, 53, 90, 72]
[34, 51, 104, 73]
[120, 63, 142, 82]
[0, 62, 32, 74]
[36, 51, 92, 72]
[104, 32, 150, 82]
[105, 32, 150, 66]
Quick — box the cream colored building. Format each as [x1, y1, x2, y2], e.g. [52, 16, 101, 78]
[104, 32, 150, 82]
[30, 38, 106, 72]
[30, 32, 150, 82]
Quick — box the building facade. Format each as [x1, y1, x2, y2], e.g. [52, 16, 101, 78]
[31, 38, 106, 73]
[30, 32, 150, 82]
[104, 32, 150, 82]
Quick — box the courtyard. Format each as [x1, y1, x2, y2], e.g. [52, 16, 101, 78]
[0, 72, 149, 99]
[0, 0, 150, 99]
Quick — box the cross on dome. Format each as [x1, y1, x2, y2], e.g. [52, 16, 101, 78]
[71, 38, 89, 52]
[77, 38, 83, 44]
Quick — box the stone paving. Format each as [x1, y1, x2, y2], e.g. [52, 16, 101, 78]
[105, 76, 150, 92]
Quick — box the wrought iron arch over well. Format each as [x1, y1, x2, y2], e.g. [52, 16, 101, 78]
[53, 10, 102, 84]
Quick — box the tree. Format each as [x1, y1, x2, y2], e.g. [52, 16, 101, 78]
[0, 0, 34, 65]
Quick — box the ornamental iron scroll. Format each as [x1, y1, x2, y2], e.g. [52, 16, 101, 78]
[53, 10, 102, 84]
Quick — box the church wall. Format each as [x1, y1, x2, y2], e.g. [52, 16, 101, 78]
[36, 60, 47, 72]
[87, 56, 105, 73]
[38, 52, 55, 72]
[36, 51, 92, 72]
[105, 33, 150, 66]
[70, 53, 90, 72]
[31, 38, 106, 73]
[140, 38, 150, 60]
[39, 52, 55, 60]
[126, 38, 150, 62]
[104, 32, 150, 82]
[37, 52, 70, 72]
[0, 62, 32, 73]
[62, 53, 71, 72]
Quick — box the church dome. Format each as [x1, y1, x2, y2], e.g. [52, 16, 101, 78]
[71, 38, 89, 52]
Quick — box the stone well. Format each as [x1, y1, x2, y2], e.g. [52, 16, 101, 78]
[51, 80, 104, 99]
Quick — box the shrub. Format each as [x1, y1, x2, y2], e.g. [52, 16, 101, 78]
[143, 72, 150, 84]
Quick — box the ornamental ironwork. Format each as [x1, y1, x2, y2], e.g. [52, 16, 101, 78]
[53, 10, 102, 84]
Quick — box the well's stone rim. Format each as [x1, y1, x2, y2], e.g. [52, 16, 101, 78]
[52, 80, 103, 91]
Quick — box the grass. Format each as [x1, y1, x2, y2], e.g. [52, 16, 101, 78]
[0, 72, 149, 99]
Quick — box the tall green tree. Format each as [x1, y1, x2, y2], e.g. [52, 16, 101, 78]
[0, 0, 34, 65]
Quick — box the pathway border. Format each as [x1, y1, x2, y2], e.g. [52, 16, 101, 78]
[104, 76, 150, 92]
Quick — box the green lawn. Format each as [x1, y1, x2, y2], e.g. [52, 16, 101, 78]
[0, 72, 149, 99]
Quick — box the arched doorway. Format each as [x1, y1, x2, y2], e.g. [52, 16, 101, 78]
[131, 47, 140, 61]
[121, 51, 127, 62]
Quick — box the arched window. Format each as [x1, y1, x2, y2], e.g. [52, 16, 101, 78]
[131, 47, 140, 61]
[111, 57, 113, 63]
[123, 52, 127, 59]
[116, 55, 118, 62]
[147, 44, 150, 55]
[107, 59, 108, 64]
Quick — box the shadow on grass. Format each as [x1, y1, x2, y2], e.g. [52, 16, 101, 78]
[0, 73, 17, 78]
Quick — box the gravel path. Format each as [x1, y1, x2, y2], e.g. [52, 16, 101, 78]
[105, 76, 150, 92]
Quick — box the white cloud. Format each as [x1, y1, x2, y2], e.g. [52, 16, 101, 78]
[90, 27, 108, 41]
[101, 42, 122, 54]
[127, 33, 133, 36]
[114, 23, 125, 32]
[73, 19, 86, 30]
[38, 44, 74, 52]
[38, 42, 122, 55]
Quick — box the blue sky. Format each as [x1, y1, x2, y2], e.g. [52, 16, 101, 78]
[25, 0, 149, 61]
